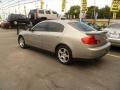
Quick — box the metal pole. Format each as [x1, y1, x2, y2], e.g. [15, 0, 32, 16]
[24, 5, 27, 16]
[80, 0, 83, 22]
[93, 0, 96, 24]
[46, 4, 48, 9]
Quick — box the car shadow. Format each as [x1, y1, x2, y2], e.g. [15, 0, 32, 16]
[27, 46, 56, 59]
[110, 46, 120, 53]
[26, 46, 105, 69]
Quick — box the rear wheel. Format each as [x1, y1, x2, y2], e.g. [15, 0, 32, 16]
[18, 36, 26, 48]
[56, 45, 72, 64]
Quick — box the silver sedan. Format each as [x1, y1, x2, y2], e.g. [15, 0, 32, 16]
[18, 20, 111, 64]
[104, 23, 120, 47]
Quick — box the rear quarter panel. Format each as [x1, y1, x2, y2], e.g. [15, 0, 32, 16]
[60, 25, 90, 58]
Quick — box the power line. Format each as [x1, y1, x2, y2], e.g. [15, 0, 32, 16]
[5, 0, 36, 9]
[1, 0, 35, 8]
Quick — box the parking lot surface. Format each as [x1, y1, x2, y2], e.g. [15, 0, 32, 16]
[0, 29, 120, 90]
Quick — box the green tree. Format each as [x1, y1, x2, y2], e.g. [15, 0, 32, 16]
[86, 6, 99, 19]
[98, 6, 112, 19]
[67, 5, 80, 19]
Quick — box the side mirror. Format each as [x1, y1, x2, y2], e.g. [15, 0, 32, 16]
[28, 25, 33, 31]
[28, 25, 33, 28]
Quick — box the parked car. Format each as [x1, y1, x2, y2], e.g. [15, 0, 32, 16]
[18, 20, 111, 64]
[28, 9, 58, 25]
[104, 23, 120, 47]
[0, 20, 10, 28]
[1, 14, 30, 29]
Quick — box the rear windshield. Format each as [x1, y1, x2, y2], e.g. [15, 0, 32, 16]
[68, 22, 96, 31]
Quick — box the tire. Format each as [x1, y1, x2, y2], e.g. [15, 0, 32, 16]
[18, 36, 26, 48]
[56, 45, 72, 64]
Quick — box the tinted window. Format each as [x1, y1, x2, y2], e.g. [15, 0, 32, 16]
[30, 9, 37, 14]
[48, 22, 64, 32]
[52, 11, 57, 14]
[68, 22, 96, 31]
[39, 10, 44, 14]
[33, 22, 48, 31]
[7, 14, 27, 21]
[46, 10, 51, 14]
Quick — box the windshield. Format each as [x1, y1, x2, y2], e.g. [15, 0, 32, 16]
[68, 22, 96, 31]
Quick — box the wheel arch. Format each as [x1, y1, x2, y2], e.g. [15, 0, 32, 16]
[18, 35, 24, 41]
[40, 17, 47, 20]
[55, 43, 72, 54]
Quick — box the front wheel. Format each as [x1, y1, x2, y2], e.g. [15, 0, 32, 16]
[56, 46, 72, 64]
[18, 36, 26, 48]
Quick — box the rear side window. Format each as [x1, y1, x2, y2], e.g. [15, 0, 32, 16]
[68, 22, 96, 31]
[39, 10, 44, 14]
[32, 22, 48, 31]
[47, 22, 64, 32]
[52, 11, 57, 14]
[46, 10, 51, 14]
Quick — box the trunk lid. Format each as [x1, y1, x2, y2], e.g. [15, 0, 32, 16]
[85, 31, 108, 47]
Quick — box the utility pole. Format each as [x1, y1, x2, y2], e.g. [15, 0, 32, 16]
[24, 5, 27, 16]
[18, 0, 20, 14]
[46, 4, 48, 9]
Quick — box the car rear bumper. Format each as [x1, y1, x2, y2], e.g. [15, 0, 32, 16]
[108, 38, 120, 47]
[73, 42, 111, 59]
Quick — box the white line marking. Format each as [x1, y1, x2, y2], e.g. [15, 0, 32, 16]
[107, 54, 120, 58]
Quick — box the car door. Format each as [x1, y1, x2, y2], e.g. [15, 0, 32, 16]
[51, 11, 58, 19]
[41, 22, 64, 52]
[26, 22, 48, 48]
[45, 10, 51, 19]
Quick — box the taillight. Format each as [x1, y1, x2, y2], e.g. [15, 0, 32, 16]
[81, 36, 97, 45]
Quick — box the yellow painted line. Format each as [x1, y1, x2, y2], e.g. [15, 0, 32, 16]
[107, 54, 120, 58]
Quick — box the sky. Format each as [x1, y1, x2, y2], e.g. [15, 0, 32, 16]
[44, 0, 112, 14]
[0, 0, 113, 16]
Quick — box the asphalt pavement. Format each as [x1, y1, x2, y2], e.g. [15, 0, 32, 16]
[0, 29, 120, 90]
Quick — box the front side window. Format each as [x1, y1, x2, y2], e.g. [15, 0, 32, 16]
[46, 10, 51, 14]
[32, 22, 48, 31]
[68, 22, 96, 31]
[39, 10, 44, 14]
[47, 22, 64, 32]
[52, 11, 57, 14]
